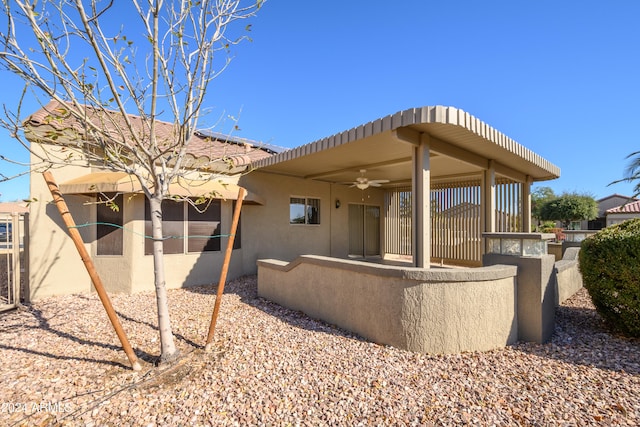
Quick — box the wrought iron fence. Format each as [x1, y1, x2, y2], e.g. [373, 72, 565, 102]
[1, 213, 27, 312]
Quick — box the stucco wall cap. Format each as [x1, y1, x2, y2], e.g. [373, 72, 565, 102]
[482, 232, 556, 241]
[257, 255, 517, 283]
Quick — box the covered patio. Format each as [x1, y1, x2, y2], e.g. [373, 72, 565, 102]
[252, 106, 560, 267]
[252, 106, 573, 354]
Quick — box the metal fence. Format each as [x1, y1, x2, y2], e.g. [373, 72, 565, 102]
[1, 213, 27, 312]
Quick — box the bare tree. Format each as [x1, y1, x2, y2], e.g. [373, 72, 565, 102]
[0, 0, 264, 363]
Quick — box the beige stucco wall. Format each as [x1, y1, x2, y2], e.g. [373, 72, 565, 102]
[28, 146, 247, 299]
[29, 146, 95, 300]
[239, 171, 386, 275]
[257, 255, 518, 354]
[124, 194, 244, 293]
[28, 161, 384, 299]
[607, 213, 640, 227]
[554, 247, 583, 305]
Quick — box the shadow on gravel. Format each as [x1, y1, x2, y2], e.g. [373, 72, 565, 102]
[188, 277, 640, 375]
[0, 298, 157, 368]
[517, 303, 640, 375]
[114, 310, 201, 350]
[185, 276, 366, 343]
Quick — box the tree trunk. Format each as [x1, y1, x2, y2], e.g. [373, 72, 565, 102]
[148, 195, 180, 363]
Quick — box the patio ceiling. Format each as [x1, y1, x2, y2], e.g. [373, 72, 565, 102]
[253, 106, 560, 188]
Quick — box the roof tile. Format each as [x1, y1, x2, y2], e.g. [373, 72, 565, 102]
[606, 199, 640, 214]
[25, 100, 273, 168]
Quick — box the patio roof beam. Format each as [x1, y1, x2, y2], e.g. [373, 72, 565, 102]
[494, 162, 527, 183]
[429, 138, 489, 170]
[392, 127, 422, 146]
[303, 157, 413, 180]
[431, 172, 483, 184]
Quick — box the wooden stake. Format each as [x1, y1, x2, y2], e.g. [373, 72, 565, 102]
[43, 172, 141, 371]
[205, 187, 246, 351]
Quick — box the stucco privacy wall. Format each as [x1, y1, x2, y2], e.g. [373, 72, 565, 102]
[554, 247, 583, 305]
[257, 255, 518, 354]
[483, 253, 557, 344]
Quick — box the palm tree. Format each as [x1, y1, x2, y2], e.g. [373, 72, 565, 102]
[611, 150, 640, 197]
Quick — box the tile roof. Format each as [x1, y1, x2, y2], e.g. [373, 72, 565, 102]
[24, 100, 274, 169]
[606, 199, 640, 214]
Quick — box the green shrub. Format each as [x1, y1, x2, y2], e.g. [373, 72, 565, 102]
[579, 218, 640, 337]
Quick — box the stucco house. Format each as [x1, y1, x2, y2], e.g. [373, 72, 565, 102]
[24, 102, 561, 299]
[24, 103, 580, 354]
[577, 194, 638, 230]
[606, 199, 640, 226]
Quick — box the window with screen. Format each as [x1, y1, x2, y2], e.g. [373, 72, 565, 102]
[144, 198, 222, 255]
[187, 200, 221, 252]
[97, 193, 123, 256]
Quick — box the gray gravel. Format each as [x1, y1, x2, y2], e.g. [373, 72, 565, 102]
[0, 276, 638, 426]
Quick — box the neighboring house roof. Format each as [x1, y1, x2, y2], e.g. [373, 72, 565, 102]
[0, 202, 28, 214]
[597, 193, 638, 203]
[24, 100, 274, 170]
[597, 194, 639, 217]
[253, 106, 560, 189]
[606, 199, 640, 214]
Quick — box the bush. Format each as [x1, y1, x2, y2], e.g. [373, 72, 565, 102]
[579, 218, 640, 337]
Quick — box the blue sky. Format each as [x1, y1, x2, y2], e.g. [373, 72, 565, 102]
[1, 0, 639, 201]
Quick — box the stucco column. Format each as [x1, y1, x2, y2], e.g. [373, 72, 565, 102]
[412, 134, 431, 268]
[522, 176, 533, 233]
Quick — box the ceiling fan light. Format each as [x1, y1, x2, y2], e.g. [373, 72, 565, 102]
[356, 182, 369, 190]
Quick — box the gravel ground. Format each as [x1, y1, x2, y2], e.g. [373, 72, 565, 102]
[0, 276, 638, 426]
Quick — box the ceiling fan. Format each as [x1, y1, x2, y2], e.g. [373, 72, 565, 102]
[348, 169, 389, 190]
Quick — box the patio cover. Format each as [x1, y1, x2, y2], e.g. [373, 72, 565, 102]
[59, 172, 265, 204]
[252, 105, 560, 186]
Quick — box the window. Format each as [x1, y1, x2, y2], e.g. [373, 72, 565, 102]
[144, 198, 221, 255]
[232, 200, 242, 250]
[290, 197, 320, 225]
[187, 200, 221, 253]
[97, 193, 123, 255]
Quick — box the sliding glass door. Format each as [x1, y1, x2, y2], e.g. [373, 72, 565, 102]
[348, 204, 380, 258]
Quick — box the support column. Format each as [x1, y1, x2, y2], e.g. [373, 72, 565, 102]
[412, 134, 431, 268]
[522, 175, 533, 233]
[482, 160, 496, 254]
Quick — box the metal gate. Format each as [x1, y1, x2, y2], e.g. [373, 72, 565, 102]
[1, 212, 28, 312]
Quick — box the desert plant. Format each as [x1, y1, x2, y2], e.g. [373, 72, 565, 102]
[579, 218, 640, 337]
